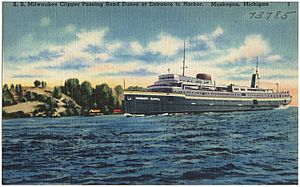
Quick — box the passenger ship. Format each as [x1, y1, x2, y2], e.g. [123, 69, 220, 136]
[124, 48, 292, 114]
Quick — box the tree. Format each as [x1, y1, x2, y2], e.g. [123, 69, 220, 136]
[3, 84, 8, 91]
[45, 97, 58, 116]
[41, 81, 45, 88]
[94, 83, 115, 114]
[114, 85, 123, 108]
[34, 80, 41, 88]
[15, 84, 19, 94]
[20, 97, 27, 102]
[52, 87, 62, 99]
[80, 81, 93, 109]
[19, 84, 23, 96]
[15, 84, 23, 96]
[3, 89, 15, 106]
[10, 84, 14, 91]
[41, 81, 47, 88]
[25, 91, 35, 101]
[102, 105, 110, 115]
[63, 78, 81, 103]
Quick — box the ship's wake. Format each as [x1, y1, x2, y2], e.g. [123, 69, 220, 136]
[275, 105, 290, 110]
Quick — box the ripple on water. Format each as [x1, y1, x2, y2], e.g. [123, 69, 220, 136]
[2, 107, 298, 184]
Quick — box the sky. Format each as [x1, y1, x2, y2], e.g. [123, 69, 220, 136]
[3, 2, 298, 105]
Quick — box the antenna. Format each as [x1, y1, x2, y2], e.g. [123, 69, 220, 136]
[181, 40, 188, 76]
[123, 78, 126, 90]
[256, 56, 259, 88]
[256, 56, 259, 74]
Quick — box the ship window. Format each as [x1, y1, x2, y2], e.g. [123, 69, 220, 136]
[234, 88, 239, 91]
[241, 89, 245, 91]
[241, 93, 246, 96]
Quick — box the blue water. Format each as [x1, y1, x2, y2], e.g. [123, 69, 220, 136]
[2, 107, 298, 184]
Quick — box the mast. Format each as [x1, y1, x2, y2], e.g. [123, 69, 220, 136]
[256, 56, 258, 74]
[256, 56, 259, 88]
[182, 41, 187, 76]
[123, 78, 126, 90]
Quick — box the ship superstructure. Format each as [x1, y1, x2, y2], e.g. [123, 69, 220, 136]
[124, 44, 292, 114]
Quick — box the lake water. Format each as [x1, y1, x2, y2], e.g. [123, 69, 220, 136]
[2, 107, 298, 184]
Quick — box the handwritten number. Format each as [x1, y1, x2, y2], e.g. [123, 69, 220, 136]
[281, 12, 288, 19]
[274, 11, 281, 19]
[249, 12, 256, 19]
[249, 10, 296, 20]
[282, 11, 296, 19]
[266, 12, 272, 20]
[254, 12, 264, 19]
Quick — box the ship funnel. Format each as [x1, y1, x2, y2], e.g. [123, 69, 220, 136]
[250, 57, 259, 88]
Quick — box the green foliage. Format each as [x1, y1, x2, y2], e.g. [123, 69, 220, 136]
[127, 86, 146, 91]
[52, 87, 62, 99]
[36, 94, 48, 102]
[81, 108, 89, 116]
[39, 103, 50, 111]
[3, 84, 8, 91]
[10, 84, 15, 91]
[15, 84, 23, 96]
[46, 97, 58, 107]
[25, 91, 35, 101]
[65, 100, 76, 109]
[92, 102, 97, 109]
[63, 78, 81, 103]
[114, 85, 123, 96]
[20, 97, 27, 102]
[42, 97, 58, 116]
[41, 81, 47, 88]
[74, 107, 81, 115]
[3, 110, 30, 118]
[102, 105, 110, 115]
[53, 78, 127, 115]
[80, 81, 93, 109]
[59, 111, 67, 116]
[94, 83, 115, 114]
[34, 80, 41, 87]
[66, 108, 75, 116]
[3, 89, 15, 106]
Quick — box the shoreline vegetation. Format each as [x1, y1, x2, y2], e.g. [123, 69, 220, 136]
[2, 78, 146, 119]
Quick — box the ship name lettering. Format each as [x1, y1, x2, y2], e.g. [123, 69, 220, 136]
[136, 97, 149, 100]
[150, 97, 160, 101]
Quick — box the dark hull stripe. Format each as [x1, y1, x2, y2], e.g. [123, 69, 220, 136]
[124, 94, 290, 114]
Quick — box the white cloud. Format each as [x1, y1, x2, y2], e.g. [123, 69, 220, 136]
[219, 34, 269, 63]
[265, 54, 281, 62]
[40, 17, 51, 26]
[106, 42, 122, 52]
[190, 26, 225, 52]
[96, 53, 111, 61]
[63, 24, 76, 33]
[212, 26, 224, 38]
[9, 25, 291, 88]
[76, 27, 108, 47]
[130, 41, 144, 54]
[148, 33, 183, 56]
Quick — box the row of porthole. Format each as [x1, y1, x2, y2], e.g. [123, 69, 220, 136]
[175, 91, 288, 98]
